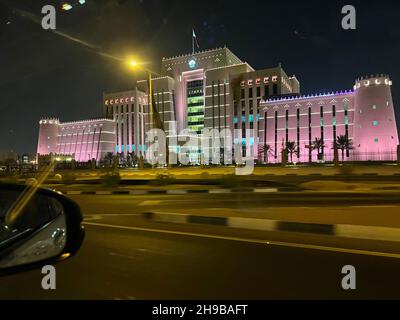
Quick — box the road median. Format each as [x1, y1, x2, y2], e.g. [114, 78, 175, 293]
[141, 209, 400, 243]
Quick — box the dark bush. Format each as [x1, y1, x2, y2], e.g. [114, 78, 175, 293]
[102, 172, 121, 186]
[149, 174, 176, 186]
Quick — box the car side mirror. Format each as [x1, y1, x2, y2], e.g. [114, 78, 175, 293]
[0, 183, 85, 274]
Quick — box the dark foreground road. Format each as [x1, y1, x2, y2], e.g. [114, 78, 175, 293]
[1, 193, 400, 299]
[1, 215, 400, 299]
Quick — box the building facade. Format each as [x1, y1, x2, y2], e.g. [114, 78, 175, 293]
[37, 118, 115, 162]
[259, 74, 398, 163]
[37, 47, 399, 164]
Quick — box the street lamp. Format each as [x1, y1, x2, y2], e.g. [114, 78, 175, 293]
[127, 59, 159, 130]
[62, 3, 73, 11]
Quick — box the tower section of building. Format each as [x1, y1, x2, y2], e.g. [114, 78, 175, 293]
[37, 117, 115, 162]
[353, 75, 399, 160]
[104, 90, 149, 157]
[37, 118, 60, 155]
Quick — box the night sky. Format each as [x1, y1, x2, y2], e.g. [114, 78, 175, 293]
[1, 0, 399, 154]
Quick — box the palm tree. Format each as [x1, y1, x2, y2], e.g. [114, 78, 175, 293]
[285, 141, 297, 164]
[312, 138, 325, 161]
[103, 152, 113, 168]
[334, 135, 354, 162]
[126, 152, 133, 167]
[131, 154, 139, 167]
[258, 144, 273, 164]
[116, 152, 125, 167]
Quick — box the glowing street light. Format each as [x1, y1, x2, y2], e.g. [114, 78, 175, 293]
[129, 60, 139, 68]
[125, 58, 159, 130]
[62, 3, 73, 11]
[79, 0, 86, 4]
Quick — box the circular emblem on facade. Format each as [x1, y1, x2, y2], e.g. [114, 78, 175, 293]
[188, 59, 197, 69]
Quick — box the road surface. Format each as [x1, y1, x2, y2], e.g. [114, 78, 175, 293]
[1, 193, 400, 299]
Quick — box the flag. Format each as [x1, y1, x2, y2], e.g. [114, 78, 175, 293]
[192, 29, 200, 49]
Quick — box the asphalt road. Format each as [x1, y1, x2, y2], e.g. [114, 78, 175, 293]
[72, 192, 400, 213]
[1, 193, 400, 299]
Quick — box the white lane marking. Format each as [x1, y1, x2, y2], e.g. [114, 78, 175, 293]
[83, 213, 142, 221]
[109, 252, 139, 260]
[167, 190, 188, 194]
[83, 222, 400, 259]
[351, 205, 399, 208]
[138, 200, 161, 206]
[86, 213, 141, 217]
[83, 215, 103, 221]
[253, 188, 278, 193]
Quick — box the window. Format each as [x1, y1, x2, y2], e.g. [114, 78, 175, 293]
[374, 138, 379, 143]
[264, 111, 267, 151]
[264, 85, 269, 98]
[308, 107, 312, 162]
[274, 111, 278, 159]
[248, 87, 253, 98]
[320, 106, 324, 150]
[256, 87, 261, 97]
[285, 110, 289, 142]
[273, 84, 278, 95]
[240, 88, 245, 100]
[297, 109, 300, 158]
[372, 105, 377, 110]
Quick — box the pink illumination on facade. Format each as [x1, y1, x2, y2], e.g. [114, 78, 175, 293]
[37, 118, 115, 162]
[259, 75, 399, 163]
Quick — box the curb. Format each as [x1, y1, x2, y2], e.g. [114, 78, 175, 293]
[61, 187, 400, 195]
[142, 211, 400, 242]
[62, 188, 281, 195]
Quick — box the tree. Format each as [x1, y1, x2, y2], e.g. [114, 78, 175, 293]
[131, 153, 139, 167]
[285, 141, 297, 164]
[258, 144, 273, 164]
[103, 152, 113, 168]
[4, 158, 17, 173]
[312, 138, 325, 161]
[116, 152, 125, 167]
[139, 154, 144, 169]
[334, 135, 354, 162]
[126, 153, 132, 168]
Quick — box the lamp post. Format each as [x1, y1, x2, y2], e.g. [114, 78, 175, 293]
[128, 60, 159, 130]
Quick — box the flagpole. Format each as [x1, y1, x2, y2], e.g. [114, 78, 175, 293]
[192, 29, 194, 54]
[149, 70, 153, 130]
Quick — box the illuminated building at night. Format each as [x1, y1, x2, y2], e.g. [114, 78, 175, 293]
[37, 47, 399, 163]
[260, 74, 399, 162]
[37, 118, 115, 162]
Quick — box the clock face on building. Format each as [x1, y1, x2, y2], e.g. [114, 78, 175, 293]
[188, 59, 197, 69]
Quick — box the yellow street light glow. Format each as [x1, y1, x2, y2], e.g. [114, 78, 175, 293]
[62, 3, 73, 11]
[130, 60, 138, 68]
